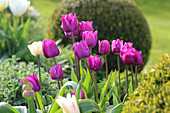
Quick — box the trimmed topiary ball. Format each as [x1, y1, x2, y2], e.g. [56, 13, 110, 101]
[122, 53, 170, 112]
[48, 0, 151, 73]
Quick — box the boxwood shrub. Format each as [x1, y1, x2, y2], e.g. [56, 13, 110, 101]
[122, 53, 170, 112]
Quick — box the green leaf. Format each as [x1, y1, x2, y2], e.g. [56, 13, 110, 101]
[55, 108, 63, 113]
[75, 82, 81, 100]
[83, 69, 92, 90]
[13, 106, 27, 113]
[106, 103, 123, 113]
[71, 68, 78, 83]
[128, 80, 133, 97]
[87, 83, 94, 99]
[100, 71, 112, 101]
[34, 92, 43, 111]
[78, 99, 101, 113]
[0, 102, 19, 113]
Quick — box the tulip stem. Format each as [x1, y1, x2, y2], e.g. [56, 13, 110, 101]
[53, 57, 57, 65]
[38, 55, 42, 96]
[90, 47, 92, 55]
[28, 98, 36, 113]
[58, 80, 61, 90]
[117, 55, 121, 98]
[135, 66, 138, 88]
[35, 93, 41, 110]
[71, 32, 79, 81]
[130, 65, 134, 91]
[85, 61, 93, 83]
[60, 78, 63, 86]
[93, 71, 99, 103]
[77, 60, 81, 81]
[126, 65, 128, 97]
[105, 55, 108, 80]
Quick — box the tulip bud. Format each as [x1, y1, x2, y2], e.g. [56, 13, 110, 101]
[71, 89, 85, 99]
[42, 39, 60, 58]
[21, 73, 41, 92]
[9, 0, 30, 17]
[82, 31, 98, 48]
[112, 39, 123, 54]
[73, 41, 90, 60]
[99, 40, 110, 55]
[0, 0, 8, 12]
[61, 13, 78, 33]
[79, 21, 94, 37]
[87, 55, 104, 71]
[49, 65, 64, 80]
[28, 41, 43, 56]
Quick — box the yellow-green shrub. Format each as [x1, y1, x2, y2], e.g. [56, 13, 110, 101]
[122, 53, 170, 112]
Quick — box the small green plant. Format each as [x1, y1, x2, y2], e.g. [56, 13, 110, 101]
[122, 53, 170, 112]
[0, 56, 58, 106]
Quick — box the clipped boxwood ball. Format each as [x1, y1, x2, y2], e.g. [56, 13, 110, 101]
[122, 53, 170, 113]
[48, 0, 151, 73]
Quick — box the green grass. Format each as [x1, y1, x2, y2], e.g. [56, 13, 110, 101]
[33, 0, 170, 71]
[135, 0, 170, 70]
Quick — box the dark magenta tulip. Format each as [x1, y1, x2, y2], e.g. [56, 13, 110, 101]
[87, 55, 104, 71]
[120, 48, 143, 66]
[82, 31, 98, 48]
[61, 13, 78, 33]
[43, 39, 60, 58]
[112, 39, 123, 54]
[49, 65, 64, 80]
[73, 41, 90, 60]
[79, 21, 93, 37]
[71, 89, 85, 99]
[99, 40, 110, 55]
[21, 73, 41, 92]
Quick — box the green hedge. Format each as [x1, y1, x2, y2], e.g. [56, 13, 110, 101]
[48, 0, 151, 74]
[122, 53, 170, 112]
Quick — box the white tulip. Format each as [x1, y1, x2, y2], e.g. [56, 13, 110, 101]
[0, 0, 9, 12]
[28, 41, 43, 56]
[9, 0, 30, 17]
[56, 93, 80, 113]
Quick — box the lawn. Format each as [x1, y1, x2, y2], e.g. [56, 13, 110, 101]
[33, 0, 170, 71]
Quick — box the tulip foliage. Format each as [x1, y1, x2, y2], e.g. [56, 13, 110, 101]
[0, 0, 31, 61]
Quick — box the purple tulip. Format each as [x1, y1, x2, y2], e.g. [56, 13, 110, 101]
[73, 41, 90, 60]
[133, 50, 143, 66]
[112, 39, 123, 54]
[99, 40, 110, 55]
[64, 27, 80, 38]
[49, 65, 64, 80]
[61, 13, 78, 33]
[120, 48, 143, 66]
[21, 73, 41, 92]
[82, 31, 98, 48]
[42, 40, 60, 58]
[87, 55, 104, 71]
[79, 21, 94, 37]
[71, 89, 85, 99]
